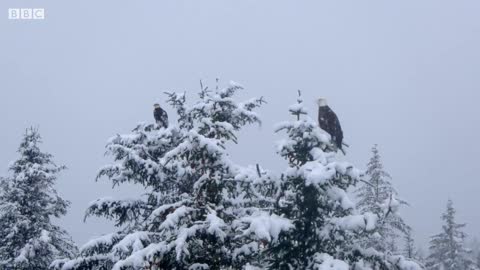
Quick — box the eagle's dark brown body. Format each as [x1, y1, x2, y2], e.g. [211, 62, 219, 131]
[318, 105, 343, 151]
[154, 107, 169, 128]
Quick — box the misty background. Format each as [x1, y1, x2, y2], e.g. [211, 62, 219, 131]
[1, 0, 479, 251]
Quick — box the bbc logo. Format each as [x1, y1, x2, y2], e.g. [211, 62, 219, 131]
[8, 8, 45, 20]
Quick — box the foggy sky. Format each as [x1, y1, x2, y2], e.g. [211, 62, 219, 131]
[1, 0, 479, 250]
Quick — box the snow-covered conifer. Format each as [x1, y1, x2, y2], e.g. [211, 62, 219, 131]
[404, 228, 415, 259]
[466, 238, 480, 269]
[257, 92, 422, 270]
[426, 199, 477, 270]
[0, 128, 77, 269]
[59, 81, 270, 270]
[355, 144, 410, 253]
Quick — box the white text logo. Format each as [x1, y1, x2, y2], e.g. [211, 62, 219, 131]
[8, 8, 45, 20]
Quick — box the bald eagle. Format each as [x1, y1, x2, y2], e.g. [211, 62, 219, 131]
[153, 103, 168, 128]
[317, 98, 344, 153]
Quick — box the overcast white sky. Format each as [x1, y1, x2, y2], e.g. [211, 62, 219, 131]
[1, 0, 479, 250]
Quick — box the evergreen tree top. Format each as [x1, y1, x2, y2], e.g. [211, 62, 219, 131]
[10, 128, 65, 175]
[59, 81, 273, 270]
[275, 92, 336, 167]
[355, 144, 411, 254]
[2, 128, 68, 218]
[0, 127, 77, 270]
[365, 144, 390, 178]
[427, 199, 476, 270]
[264, 92, 421, 270]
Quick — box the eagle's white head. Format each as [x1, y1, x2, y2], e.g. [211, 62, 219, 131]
[154, 103, 160, 108]
[317, 98, 328, 107]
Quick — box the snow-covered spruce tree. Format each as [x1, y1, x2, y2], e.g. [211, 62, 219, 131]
[403, 228, 415, 259]
[58, 81, 272, 270]
[466, 238, 480, 269]
[355, 145, 410, 253]
[0, 128, 77, 270]
[426, 200, 477, 270]
[258, 93, 421, 270]
[53, 121, 185, 270]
